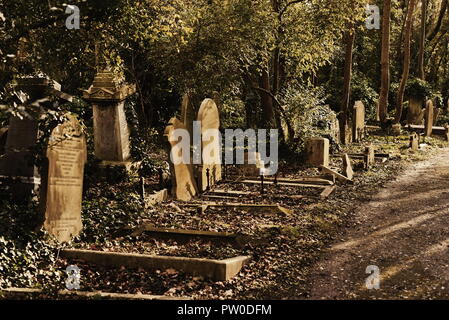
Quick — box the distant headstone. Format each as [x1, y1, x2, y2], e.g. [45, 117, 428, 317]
[197, 98, 222, 191]
[352, 101, 365, 142]
[407, 98, 424, 125]
[83, 70, 135, 167]
[424, 100, 434, 137]
[305, 138, 329, 167]
[410, 133, 419, 151]
[41, 115, 87, 243]
[364, 145, 375, 170]
[164, 117, 198, 201]
[342, 153, 354, 180]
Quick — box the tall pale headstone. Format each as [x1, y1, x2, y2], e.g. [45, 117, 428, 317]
[41, 115, 87, 243]
[164, 117, 198, 201]
[197, 98, 222, 191]
[342, 153, 354, 180]
[352, 101, 365, 142]
[305, 138, 329, 167]
[180, 92, 195, 142]
[83, 70, 135, 168]
[424, 100, 434, 137]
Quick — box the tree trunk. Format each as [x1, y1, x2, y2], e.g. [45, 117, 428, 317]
[378, 0, 392, 123]
[427, 0, 448, 41]
[340, 26, 356, 144]
[259, 69, 275, 128]
[395, 0, 418, 123]
[418, 0, 427, 80]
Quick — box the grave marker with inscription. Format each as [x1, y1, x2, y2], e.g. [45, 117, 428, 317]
[197, 98, 222, 191]
[41, 115, 87, 243]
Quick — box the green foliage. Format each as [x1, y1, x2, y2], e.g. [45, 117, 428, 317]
[281, 84, 338, 153]
[350, 72, 379, 121]
[405, 78, 433, 100]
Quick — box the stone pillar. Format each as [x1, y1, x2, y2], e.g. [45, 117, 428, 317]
[305, 138, 329, 167]
[0, 77, 61, 200]
[83, 70, 135, 168]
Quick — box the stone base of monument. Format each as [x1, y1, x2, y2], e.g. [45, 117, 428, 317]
[61, 249, 251, 281]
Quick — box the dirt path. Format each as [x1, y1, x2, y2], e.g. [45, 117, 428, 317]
[304, 148, 449, 300]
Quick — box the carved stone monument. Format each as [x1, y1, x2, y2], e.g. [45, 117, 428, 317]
[83, 70, 135, 168]
[41, 114, 87, 243]
[164, 117, 198, 201]
[305, 138, 329, 167]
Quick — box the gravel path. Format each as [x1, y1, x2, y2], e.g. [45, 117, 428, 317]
[304, 148, 449, 299]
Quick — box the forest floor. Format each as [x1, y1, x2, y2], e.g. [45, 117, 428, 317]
[303, 148, 449, 299]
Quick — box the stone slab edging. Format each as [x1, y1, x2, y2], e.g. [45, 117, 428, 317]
[0, 287, 189, 300]
[61, 249, 251, 281]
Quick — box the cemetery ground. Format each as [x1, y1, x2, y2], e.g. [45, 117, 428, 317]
[2, 130, 449, 300]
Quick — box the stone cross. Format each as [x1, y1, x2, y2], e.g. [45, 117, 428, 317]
[41, 114, 87, 243]
[83, 70, 135, 168]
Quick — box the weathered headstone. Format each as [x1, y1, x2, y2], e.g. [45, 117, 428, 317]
[410, 133, 419, 151]
[407, 98, 424, 125]
[342, 153, 354, 180]
[364, 145, 375, 170]
[0, 77, 61, 200]
[83, 70, 135, 167]
[164, 117, 198, 201]
[180, 92, 195, 142]
[444, 124, 449, 142]
[424, 100, 434, 137]
[197, 98, 222, 191]
[305, 138, 329, 167]
[352, 101, 365, 142]
[41, 115, 87, 243]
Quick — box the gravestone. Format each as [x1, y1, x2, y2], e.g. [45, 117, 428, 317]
[305, 138, 329, 167]
[83, 70, 135, 168]
[0, 77, 61, 200]
[41, 115, 87, 243]
[364, 145, 375, 170]
[444, 124, 449, 142]
[164, 117, 198, 201]
[424, 100, 434, 137]
[410, 133, 419, 151]
[197, 98, 222, 191]
[407, 98, 424, 125]
[342, 153, 354, 180]
[352, 101, 365, 142]
[180, 92, 195, 142]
